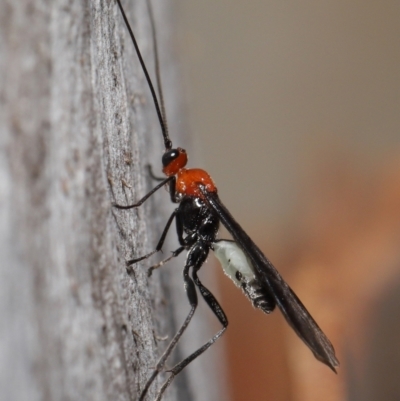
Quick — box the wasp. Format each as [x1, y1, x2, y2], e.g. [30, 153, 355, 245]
[114, 1, 339, 400]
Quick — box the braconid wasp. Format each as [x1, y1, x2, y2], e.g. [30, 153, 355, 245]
[113, 1, 339, 400]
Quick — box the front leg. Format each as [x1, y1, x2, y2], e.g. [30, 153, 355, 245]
[113, 176, 173, 210]
[147, 164, 165, 181]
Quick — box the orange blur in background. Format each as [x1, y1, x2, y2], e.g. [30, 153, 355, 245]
[217, 151, 400, 400]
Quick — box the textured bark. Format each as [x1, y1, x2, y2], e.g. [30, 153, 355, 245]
[0, 1, 223, 400]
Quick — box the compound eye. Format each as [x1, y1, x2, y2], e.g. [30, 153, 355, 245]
[162, 149, 179, 167]
[162, 147, 188, 176]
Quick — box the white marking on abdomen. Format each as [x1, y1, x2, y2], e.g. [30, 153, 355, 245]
[213, 240, 256, 287]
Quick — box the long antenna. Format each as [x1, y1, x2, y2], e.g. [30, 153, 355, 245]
[146, 0, 168, 137]
[116, 0, 172, 150]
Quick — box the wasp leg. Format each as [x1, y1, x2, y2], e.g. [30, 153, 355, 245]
[139, 259, 198, 401]
[113, 176, 173, 210]
[147, 164, 165, 181]
[147, 246, 185, 277]
[154, 264, 228, 401]
[126, 209, 177, 267]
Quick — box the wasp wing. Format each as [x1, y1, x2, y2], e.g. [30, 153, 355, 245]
[201, 187, 339, 371]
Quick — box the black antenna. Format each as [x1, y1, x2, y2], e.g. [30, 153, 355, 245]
[146, 0, 168, 136]
[116, 0, 172, 150]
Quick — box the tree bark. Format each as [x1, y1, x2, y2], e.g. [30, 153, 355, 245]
[0, 1, 224, 400]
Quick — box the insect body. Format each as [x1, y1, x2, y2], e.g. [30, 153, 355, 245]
[114, 1, 339, 400]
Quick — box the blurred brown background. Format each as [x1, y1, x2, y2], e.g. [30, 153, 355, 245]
[173, 0, 400, 400]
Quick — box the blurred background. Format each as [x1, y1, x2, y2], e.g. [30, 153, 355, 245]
[171, 0, 400, 400]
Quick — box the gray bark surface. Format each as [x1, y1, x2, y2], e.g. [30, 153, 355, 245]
[0, 1, 224, 400]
